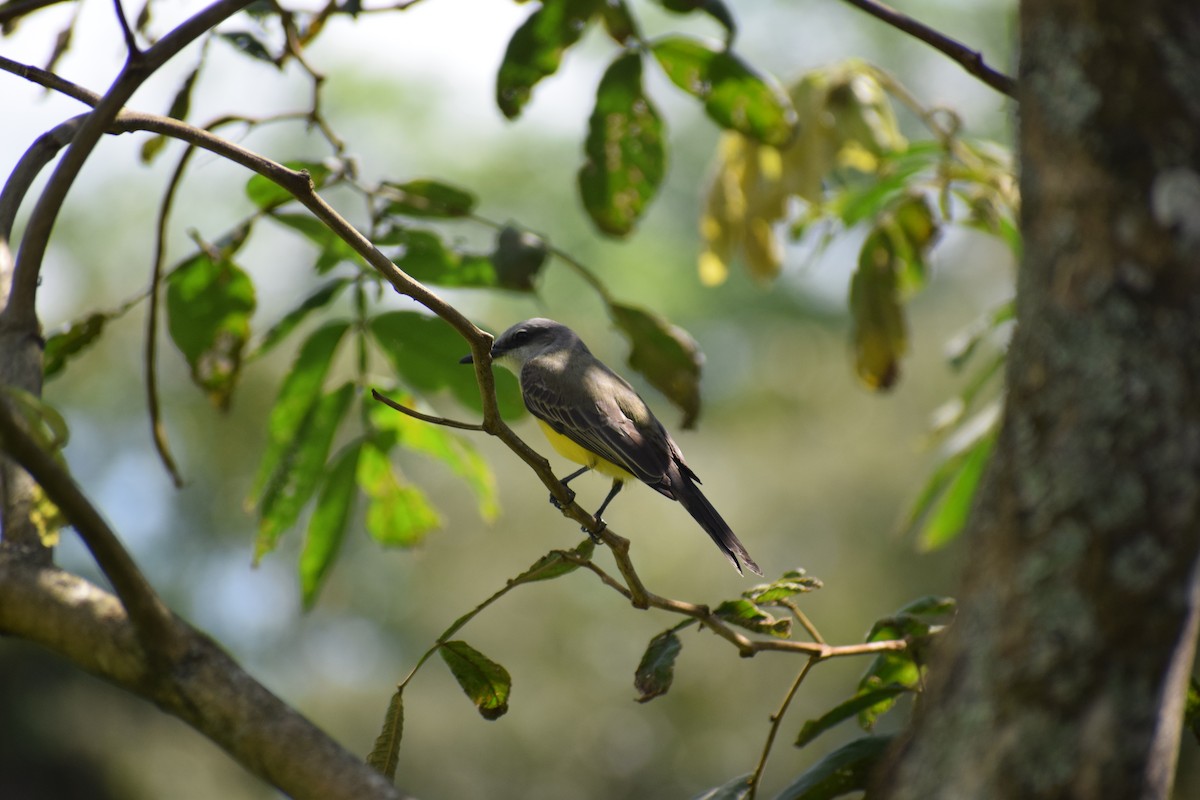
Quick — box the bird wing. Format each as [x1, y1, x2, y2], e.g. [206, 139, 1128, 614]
[521, 361, 674, 487]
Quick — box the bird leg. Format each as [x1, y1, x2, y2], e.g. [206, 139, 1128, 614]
[550, 465, 591, 509]
[584, 479, 624, 541]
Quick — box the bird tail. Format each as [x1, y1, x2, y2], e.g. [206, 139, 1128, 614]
[673, 473, 762, 576]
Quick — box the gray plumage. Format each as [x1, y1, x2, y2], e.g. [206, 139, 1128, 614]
[482, 318, 762, 576]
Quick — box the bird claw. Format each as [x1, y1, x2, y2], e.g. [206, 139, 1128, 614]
[549, 486, 576, 510]
[583, 517, 607, 542]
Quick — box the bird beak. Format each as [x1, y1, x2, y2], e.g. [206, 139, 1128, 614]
[459, 353, 474, 365]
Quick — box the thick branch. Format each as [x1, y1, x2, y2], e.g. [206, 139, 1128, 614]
[839, 0, 1016, 98]
[0, 558, 406, 800]
[0, 395, 182, 659]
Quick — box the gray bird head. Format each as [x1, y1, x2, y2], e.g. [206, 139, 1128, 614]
[459, 318, 585, 372]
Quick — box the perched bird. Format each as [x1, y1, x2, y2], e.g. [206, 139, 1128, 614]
[461, 318, 761, 576]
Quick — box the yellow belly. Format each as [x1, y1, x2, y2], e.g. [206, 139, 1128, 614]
[536, 419, 634, 480]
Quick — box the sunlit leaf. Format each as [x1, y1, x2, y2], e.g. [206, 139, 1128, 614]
[248, 321, 350, 509]
[795, 685, 910, 747]
[849, 228, 907, 390]
[916, 431, 995, 551]
[358, 440, 441, 547]
[255, 382, 356, 560]
[743, 569, 823, 605]
[688, 773, 752, 800]
[245, 161, 332, 210]
[635, 628, 682, 703]
[251, 277, 352, 360]
[299, 439, 362, 608]
[855, 600, 951, 728]
[491, 224, 548, 290]
[166, 251, 256, 409]
[382, 179, 477, 218]
[369, 396, 500, 522]
[608, 303, 702, 429]
[713, 599, 792, 638]
[369, 311, 525, 419]
[43, 313, 108, 379]
[578, 52, 666, 237]
[510, 539, 595, 585]
[496, 0, 602, 119]
[944, 300, 1015, 370]
[775, 735, 893, 800]
[651, 36, 796, 147]
[366, 688, 404, 779]
[440, 640, 512, 720]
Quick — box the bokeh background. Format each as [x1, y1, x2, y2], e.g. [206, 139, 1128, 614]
[3, 1, 1196, 798]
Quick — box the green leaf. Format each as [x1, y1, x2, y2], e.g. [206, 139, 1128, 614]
[651, 36, 795, 146]
[653, 0, 736, 45]
[944, 300, 1015, 370]
[440, 640, 512, 720]
[634, 628, 683, 703]
[43, 313, 108, 379]
[248, 321, 350, 508]
[609, 303, 703, 429]
[369, 311, 525, 419]
[578, 52, 666, 237]
[369, 396, 500, 522]
[386, 228, 499, 289]
[358, 440, 441, 547]
[849, 228, 907, 390]
[251, 278, 351, 360]
[599, 0, 639, 44]
[916, 431, 995, 551]
[713, 599, 792, 638]
[496, 0, 602, 119]
[270, 213, 361, 274]
[491, 224, 548, 290]
[166, 251, 257, 409]
[744, 569, 823, 605]
[382, 179, 477, 218]
[245, 161, 332, 210]
[1186, 677, 1200, 744]
[299, 440, 362, 608]
[510, 539, 596, 586]
[255, 382, 356, 560]
[795, 685, 910, 747]
[855, 600, 951, 728]
[141, 65, 200, 163]
[775, 735, 893, 800]
[689, 773, 752, 800]
[218, 31, 277, 65]
[366, 688, 404, 779]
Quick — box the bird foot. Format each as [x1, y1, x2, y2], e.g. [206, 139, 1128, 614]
[549, 486, 576, 510]
[583, 517, 607, 542]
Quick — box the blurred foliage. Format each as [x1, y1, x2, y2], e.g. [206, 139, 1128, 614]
[0, 0, 1072, 798]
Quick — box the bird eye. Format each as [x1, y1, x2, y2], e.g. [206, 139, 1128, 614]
[510, 329, 529, 344]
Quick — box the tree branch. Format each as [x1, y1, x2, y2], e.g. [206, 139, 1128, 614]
[0, 557, 407, 800]
[838, 0, 1016, 98]
[0, 394, 183, 660]
[4, 0, 255, 332]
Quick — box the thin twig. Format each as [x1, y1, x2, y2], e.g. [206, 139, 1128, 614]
[782, 598, 825, 644]
[747, 655, 821, 799]
[838, 0, 1016, 98]
[371, 389, 484, 431]
[112, 0, 142, 57]
[5, 0, 256, 332]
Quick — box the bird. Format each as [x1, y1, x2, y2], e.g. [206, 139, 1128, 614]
[461, 317, 761, 576]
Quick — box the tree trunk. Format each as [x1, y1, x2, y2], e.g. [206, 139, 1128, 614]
[875, 0, 1200, 797]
